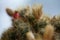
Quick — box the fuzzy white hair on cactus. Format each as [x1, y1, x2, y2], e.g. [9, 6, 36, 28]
[26, 31, 35, 40]
[43, 24, 54, 40]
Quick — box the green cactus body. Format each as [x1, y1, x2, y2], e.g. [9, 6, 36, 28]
[1, 19, 31, 40]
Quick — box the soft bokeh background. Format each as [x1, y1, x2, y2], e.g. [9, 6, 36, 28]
[0, 0, 60, 38]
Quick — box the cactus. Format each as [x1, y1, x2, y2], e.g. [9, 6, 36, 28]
[1, 5, 60, 40]
[1, 19, 31, 40]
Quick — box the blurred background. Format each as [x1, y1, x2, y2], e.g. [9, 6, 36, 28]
[0, 0, 60, 38]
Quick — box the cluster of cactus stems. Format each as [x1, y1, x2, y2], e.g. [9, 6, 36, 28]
[0, 5, 60, 40]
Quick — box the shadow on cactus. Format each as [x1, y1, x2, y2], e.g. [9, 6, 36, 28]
[51, 16, 60, 33]
[33, 19, 47, 35]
